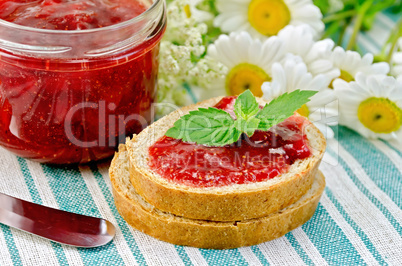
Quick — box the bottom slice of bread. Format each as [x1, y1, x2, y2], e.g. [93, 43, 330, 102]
[110, 145, 326, 249]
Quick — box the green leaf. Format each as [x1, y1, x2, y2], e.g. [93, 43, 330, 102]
[165, 89, 317, 146]
[234, 90, 260, 120]
[313, 0, 331, 15]
[165, 107, 239, 146]
[234, 117, 260, 137]
[257, 90, 318, 131]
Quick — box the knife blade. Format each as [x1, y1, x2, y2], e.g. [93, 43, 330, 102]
[0, 192, 115, 248]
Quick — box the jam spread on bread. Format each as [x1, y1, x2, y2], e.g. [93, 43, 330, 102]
[149, 96, 312, 187]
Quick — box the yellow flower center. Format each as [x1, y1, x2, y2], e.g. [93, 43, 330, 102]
[358, 97, 402, 133]
[248, 0, 291, 36]
[184, 4, 191, 18]
[330, 70, 355, 89]
[297, 104, 310, 117]
[226, 63, 271, 96]
[339, 70, 354, 83]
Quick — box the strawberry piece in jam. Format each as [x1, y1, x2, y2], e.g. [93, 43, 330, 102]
[0, 0, 146, 30]
[148, 97, 312, 188]
[0, 0, 164, 164]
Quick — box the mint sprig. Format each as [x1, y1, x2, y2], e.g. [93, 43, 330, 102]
[165, 90, 317, 146]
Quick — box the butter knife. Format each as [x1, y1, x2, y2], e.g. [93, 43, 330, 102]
[0, 192, 115, 248]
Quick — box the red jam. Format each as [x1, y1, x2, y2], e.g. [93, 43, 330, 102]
[0, 0, 165, 164]
[0, 0, 146, 30]
[149, 97, 312, 188]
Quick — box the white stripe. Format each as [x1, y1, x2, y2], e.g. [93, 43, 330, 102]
[238, 247, 263, 266]
[184, 247, 209, 266]
[0, 227, 14, 266]
[371, 140, 402, 176]
[0, 150, 60, 266]
[377, 13, 397, 30]
[95, 165, 186, 266]
[291, 228, 328, 266]
[387, 139, 402, 152]
[345, 27, 379, 54]
[363, 12, 395, 51]
[258, 237, 306, 265]
[365, 23, 390, 50]
[328, 140, 402, 226]
[25, 160, 84, 266]
[322, 145, 402, 264]
[319, 192, 378, 265]
[79, 166, 141, 266]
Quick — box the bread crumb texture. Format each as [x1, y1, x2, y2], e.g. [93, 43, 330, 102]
[110, 145, 325, 249]
[125, 97, 326, 221]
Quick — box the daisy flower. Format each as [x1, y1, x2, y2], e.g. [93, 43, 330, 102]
[391, 37, 402, 79]
[262, 56, 338, 138]
[207, 31, 285, 97]
[333, 73, 402, 141]
[277, 25, 340, 86]
[328, 46, 390, 86]
[214, 0, 324, 39]
[184, 0, 214, 22]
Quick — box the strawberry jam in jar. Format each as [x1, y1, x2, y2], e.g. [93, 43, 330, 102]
[0, 0, 166, 163]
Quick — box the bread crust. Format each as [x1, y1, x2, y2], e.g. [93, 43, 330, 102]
[111, 145, 326, 249]
[127, 97, 326, 221]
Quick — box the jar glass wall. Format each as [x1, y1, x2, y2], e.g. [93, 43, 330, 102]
[0, 0, 166, 164]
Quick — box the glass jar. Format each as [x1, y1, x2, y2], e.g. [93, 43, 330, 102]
[0, 0, 166, 164]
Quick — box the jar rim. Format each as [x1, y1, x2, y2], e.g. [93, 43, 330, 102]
[0, 0, 163, 34]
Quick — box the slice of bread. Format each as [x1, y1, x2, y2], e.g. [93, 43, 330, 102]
[111, 145, 325, 249]
[126, 97, 326, 221]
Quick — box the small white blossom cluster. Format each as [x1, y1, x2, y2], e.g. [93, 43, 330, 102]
[157, 0, 212, 115]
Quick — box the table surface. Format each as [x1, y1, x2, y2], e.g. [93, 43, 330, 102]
[1, 12, 402, 266]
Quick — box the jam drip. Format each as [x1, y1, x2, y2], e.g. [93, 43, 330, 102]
[148, 96, 312, 188]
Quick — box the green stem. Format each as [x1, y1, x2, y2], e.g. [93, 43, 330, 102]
[386, 19, 402, 64]
[323, 10, 356, 24]
[346, 1, 373, 50]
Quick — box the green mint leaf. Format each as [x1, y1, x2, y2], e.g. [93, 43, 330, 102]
[234, 90, 260, 120]
[165, 89, 317, 146]
[257, 90, 318, 131]
[245, 117, 261, 137]
[165, 107, 241, 146]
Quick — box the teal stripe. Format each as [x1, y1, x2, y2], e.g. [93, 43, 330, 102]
[174, 246, 192, 266]
[302, 203, 365, 265]
[199, 249, 249, 266]
[385, 8, 401, 23]
[337, 127, 402, 210]
[382, 140, 402, 160]
[17, 158, 42, 204]
[88, 164, 148, 265]
[325, 188, 386, 264]
[285, 233, 314, 265]
[0, 225, 22, 266]
[41, 164, 126, 266]
[341, 32, 369, 54]
[250, 246, 270, 265]
[17, 158, 69, 266]
[375, 14, 395, 31]
[183, 83, 198, 104]
[326, 146, 402, 236]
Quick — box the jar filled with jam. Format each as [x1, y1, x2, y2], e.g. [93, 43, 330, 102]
[0, 0, 166, 164]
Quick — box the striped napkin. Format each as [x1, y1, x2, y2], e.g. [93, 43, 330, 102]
[0, 12, 401, 266]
